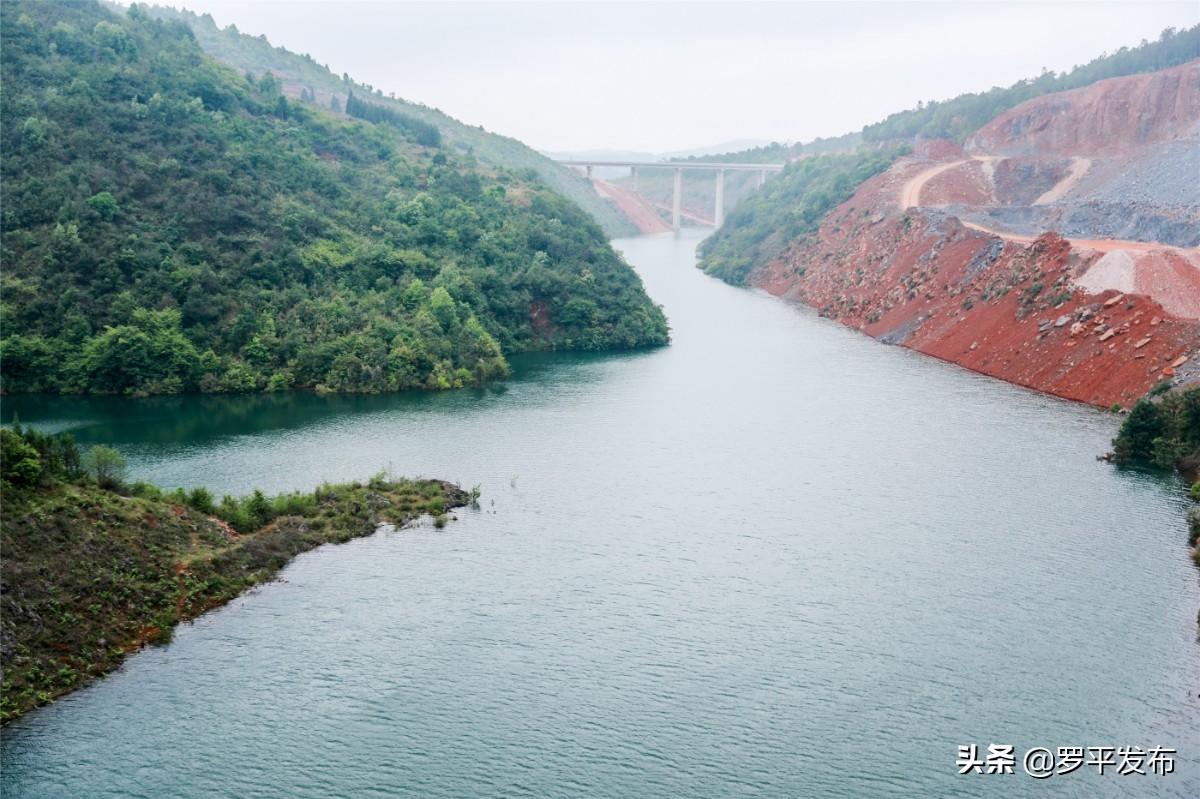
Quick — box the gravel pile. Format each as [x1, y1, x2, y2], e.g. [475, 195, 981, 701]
[958, 203, 1200, 248]
[943, 139, 1200, 247]
[1070, 140, 1200, 207]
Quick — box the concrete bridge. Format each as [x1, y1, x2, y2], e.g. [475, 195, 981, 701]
[556, 160, 786, 231]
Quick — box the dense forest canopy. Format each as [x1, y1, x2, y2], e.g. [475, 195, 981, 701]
[344, 92, 441, 148]
[134, 2, 637, 238]
[698, 149, 906, 285]
[861, 25, 1200, 144]
[0, 0, 667, 396]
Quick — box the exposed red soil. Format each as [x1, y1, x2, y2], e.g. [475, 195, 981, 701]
[753, 165, 1200, 408]
[904, 156, 1082, 209]
[529, 299, 558, 340]
[1129, 250, 1200, 318]
[966, 60, 1200, 157]
[592, 178, 672, 234]
[650, 201, 714, 227]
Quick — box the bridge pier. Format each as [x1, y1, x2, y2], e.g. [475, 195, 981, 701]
[551, 160, 785, 231]
[672, 167, 682, 232]
[714, 169, 725, 228]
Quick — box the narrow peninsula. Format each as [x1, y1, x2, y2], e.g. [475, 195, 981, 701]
[0, 425, 469, 723]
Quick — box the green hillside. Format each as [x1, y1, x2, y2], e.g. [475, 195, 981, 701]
[699, 149, 906, 285]
[0, 0, 666, 396]
[137, 3, 637, 238]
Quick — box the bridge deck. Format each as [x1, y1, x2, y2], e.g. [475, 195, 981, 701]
[555, 160, 785, 172]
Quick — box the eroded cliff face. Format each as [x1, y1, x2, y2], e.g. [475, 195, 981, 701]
[757, 187, 1196, 405]
[967, 61, 1200, 157]
[748, 62, 1200, 408]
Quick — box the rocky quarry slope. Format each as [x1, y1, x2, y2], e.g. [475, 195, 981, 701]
[752, 61, 1200, 407]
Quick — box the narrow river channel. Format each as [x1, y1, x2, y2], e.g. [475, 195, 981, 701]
[3, 230, 1197, 797]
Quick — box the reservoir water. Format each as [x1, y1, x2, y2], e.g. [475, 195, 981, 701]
[2, 231, 1197, 797]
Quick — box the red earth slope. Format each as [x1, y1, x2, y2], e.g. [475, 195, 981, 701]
[591, 178, 672, 234]
[967, 61, 1200, 157]
[750, 64, 1200, 408]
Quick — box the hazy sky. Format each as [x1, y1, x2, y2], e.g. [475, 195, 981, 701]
[140, 0, 1198, 153]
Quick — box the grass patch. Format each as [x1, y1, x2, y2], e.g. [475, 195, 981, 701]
[0, 425, 467, 723]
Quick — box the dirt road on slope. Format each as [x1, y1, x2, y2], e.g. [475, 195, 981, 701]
[592, 179, 672, 234]
[899, 159, 969, 210]
[902, 157, 1198, 256]
[1033, 157, 1091, 205]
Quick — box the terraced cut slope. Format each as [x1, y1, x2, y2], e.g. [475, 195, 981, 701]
[747, 62, 1200, 408]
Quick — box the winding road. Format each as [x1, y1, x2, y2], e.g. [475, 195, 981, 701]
[899, 156, 1197, 256]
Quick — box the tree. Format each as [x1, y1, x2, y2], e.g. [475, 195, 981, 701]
[79, 309, 200, 394]
[1113, 399, 1167, 464]
[87, 191, 119, 220]
[0, 427, 43, 488]
[257, 70, 279, 95]
[83, 445, 127, 490]
[429, 286, 458, 330]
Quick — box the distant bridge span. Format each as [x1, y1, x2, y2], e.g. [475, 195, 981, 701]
[555, 160, 786, 231]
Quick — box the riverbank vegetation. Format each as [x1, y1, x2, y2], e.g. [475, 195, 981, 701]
[1113, 384, 1200, 473]
[1112, 384, 1200, 563]
[0, 424, 468, 722]
[698, 148, 906, 285]
[0, 1, 666, 397]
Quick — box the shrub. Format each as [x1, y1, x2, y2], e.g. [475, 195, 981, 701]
[0, 427, 42, 488]
[188, 487, 215, 514]
[129, 481, 163, 500]
[1113, 385, 1200, 470]
[83, 445, 127, 490]
[245, 489, 274, 528]
[217, 494, 253, 532]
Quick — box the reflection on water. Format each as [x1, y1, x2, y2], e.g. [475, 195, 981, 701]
[2, 231, 1197, 798]
[5, 352, 653, 452]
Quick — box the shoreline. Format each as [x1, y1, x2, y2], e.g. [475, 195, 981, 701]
[0, 472, 470, 724]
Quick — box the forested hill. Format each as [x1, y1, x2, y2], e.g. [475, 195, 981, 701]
[861, 24, 1199, 144]
[135, 3, 636, 238]
[698, 148, 906, 285]
[0, 0, 667, 397]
